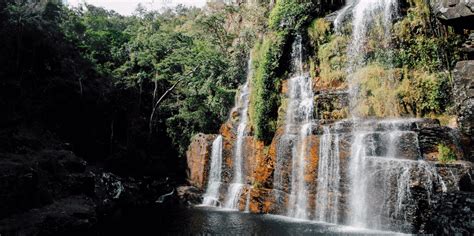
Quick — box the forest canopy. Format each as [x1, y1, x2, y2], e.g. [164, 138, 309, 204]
[0, 0, 267, 176]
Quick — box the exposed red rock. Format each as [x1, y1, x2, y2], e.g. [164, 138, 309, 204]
[186, 133, 217, 189]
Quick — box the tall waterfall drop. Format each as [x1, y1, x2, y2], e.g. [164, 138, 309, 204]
[275, 35, 314, 219]
[223, 58, 253, 209]
[202, 135, 223, 206]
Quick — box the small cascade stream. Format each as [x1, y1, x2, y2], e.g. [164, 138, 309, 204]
[202, 135, 224, 207]
[346, 0, 398, 113]
[223, 58, 253, 210]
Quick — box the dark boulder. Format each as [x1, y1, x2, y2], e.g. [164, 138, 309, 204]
[431, 0, 474, 30]
[453, 60, 474, 162]
[176, 186, 203, 206]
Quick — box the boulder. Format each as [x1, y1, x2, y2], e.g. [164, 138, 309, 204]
[186, 133, 218, 189]
[176, 186, 202, 205]
[0, 150, 94, 219]
[431, 0, 474, 29]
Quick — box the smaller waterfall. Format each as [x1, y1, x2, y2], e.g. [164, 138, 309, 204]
[202, 135, 224, 206]
[334, 0, 353, 33]
[244, 188, 251, 212]
[315, 125, 341, 224]
[223, 59, 253, 210]
[284, 35, 314, 220]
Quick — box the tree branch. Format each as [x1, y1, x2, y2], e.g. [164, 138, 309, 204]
[148, 67, 198, 136]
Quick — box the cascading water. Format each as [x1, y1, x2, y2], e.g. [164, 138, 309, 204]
[333, 0, 354, 33]
[315, 124, 341, 224]
[202, 135, 224, 206]
[347, 120, 448, 231]
[278, 35, 314, 219]
[223, 58, 253, 210]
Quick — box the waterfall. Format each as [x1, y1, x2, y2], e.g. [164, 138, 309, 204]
[223, 58, 253, 210]
[333, 0, 353, 33]
[202, 135, 224, 207]
[315, 124, 341, 224]
[278, 35, 314, 219]
[347, 120, 448, 231]
[244, 188, 251, 212]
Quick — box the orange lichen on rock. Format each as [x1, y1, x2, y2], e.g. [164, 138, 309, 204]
[251, 139, 272, 188]
[248, 187, 276, 214]
[305, 135, 320, 184]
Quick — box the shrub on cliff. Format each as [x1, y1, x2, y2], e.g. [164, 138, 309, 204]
[396, 70, 451, 117]
[437, 144, 457, 163]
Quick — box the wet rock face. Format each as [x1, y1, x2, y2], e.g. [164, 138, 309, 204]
[427, 191, 474, 234]
[431, 0, 474, 29]
[186, 133, 218, 189]
[453, 61, 474, 161]
[416, 125, 464, 161]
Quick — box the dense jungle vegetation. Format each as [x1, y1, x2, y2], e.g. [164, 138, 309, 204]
[0, 0, 269, 178]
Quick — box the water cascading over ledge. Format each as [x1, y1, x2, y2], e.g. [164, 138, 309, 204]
[223, 75, 251, 210]
[198, 57, 255, 211]
[202, 135, 223, 207]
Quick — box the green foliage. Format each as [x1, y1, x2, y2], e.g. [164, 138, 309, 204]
[252, 180, 263, 189]
[316, 35, 348, 87]
[353, 64, 400, 117]
[268, 0, 315, 32]
[62, 5, 131, 76]
[437, 144, 457, 164]
[396, 70, 451, 117]
[307, 18, 331, 46]
[250, 32, 287, 143]
[307, 0, 459, 120]
[2, 0, 262, 159]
